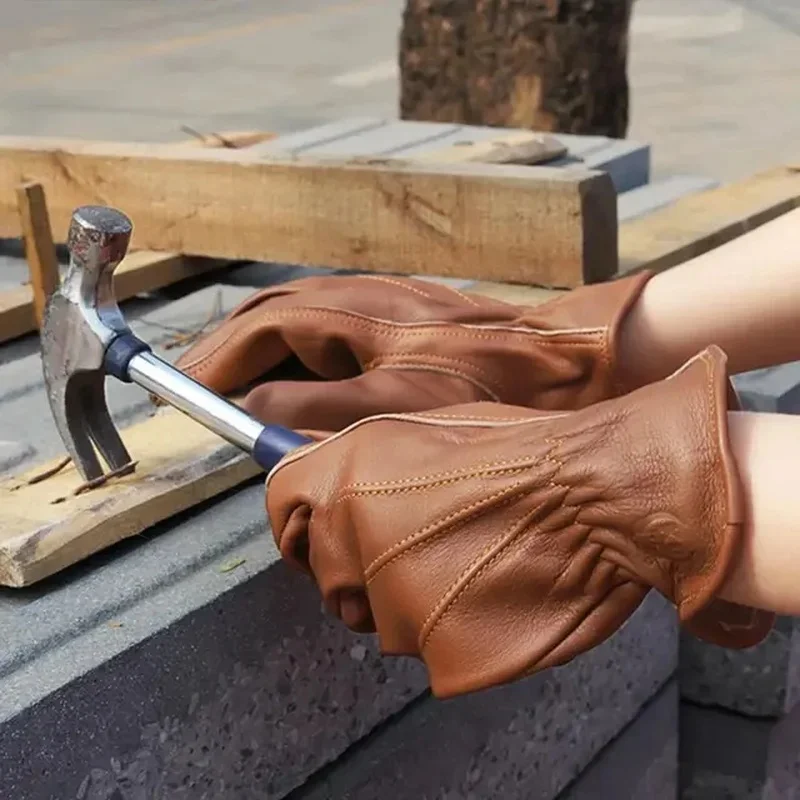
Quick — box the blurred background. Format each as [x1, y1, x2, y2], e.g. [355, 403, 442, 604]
[1, 0, 797, 183]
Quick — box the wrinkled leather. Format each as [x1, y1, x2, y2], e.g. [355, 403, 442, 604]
[175, 272, 652, 432]
[265, 346, 774, 698]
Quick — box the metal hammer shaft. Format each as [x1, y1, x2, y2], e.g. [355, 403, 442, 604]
[105, 335, 310, 471]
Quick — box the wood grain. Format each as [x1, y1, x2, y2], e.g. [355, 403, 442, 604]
[15, 182, 59, 327]
[0, 130, 259, 344]
[0, 407, 259, 588]
[618, 165, 800, 275]
[0, 135, 618, 288]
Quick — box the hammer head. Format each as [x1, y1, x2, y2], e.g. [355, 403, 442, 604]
[40, 206, 137, 482]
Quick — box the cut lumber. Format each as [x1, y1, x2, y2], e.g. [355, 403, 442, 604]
[15, 182, 59, 327]
[0, 135, 619, 288]
[0, 131, 258, 344]
[0, 407, 259, 588]
[618, 165, 800, 275]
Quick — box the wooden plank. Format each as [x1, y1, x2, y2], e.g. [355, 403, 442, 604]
[618, 165, 800, 275]
[0, 407, 259, 588]
[0, 135, 618, 288]
[15, 182, 59, 326]
[0, 131, 258, 344]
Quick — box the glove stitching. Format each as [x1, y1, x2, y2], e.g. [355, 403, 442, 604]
[340, 455, 537, 491]
[374, 364, 500, 402]
[353, 275, 489, 309]
[419, 501, 552, 649]
[366, 353, 504, 393]
[366, 492, 525, 587]
[364, 481, 530, 582]
[179, 307, 606, 375]
[353, 275, 440, 302]
[419, 448, 563, 646]
[335, 469, 529, 506]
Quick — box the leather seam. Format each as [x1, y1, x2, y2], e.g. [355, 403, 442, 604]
[362, 480, 532, 581]
[179, 307, 606, 376]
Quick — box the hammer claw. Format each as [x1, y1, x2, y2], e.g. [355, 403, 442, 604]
[59, 376, 105, 482]
[80, 373, 134, 474]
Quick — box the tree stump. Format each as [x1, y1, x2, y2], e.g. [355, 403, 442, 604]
[399, 0, 634, 138]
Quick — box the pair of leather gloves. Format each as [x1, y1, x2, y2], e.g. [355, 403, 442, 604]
[176, 272, 773, 698]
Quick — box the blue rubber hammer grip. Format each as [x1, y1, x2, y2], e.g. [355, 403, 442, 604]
[252, 425, 312, 472]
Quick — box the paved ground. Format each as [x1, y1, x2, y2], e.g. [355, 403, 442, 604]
[0, 0, 797, 183]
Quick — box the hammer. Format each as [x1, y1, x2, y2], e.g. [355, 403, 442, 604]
[40, 205, 310, 482]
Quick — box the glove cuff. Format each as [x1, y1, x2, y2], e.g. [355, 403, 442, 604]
[670, 346, 775, 649]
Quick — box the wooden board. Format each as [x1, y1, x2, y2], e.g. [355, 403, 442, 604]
[0, 408, 259, 588]
[619, 165, 800, 275]
[15, 182, 59, 327]
[0, 135, 618, 288]
[0, 130, 258, 345]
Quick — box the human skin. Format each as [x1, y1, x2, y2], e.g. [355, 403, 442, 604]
[618, 207, 800, 388]
[721, 411, 800, 617]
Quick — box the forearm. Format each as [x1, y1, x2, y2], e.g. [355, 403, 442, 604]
[618, 207, 800, 388]
[719, 410, 800, 616]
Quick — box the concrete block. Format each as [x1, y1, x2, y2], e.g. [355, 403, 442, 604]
[680, 702, 772, 800]
[0, 464, 678, 800]
[280, 596, 677, 800]
[0, 482, 428, 800]
[617, 175, 719, 222]
[561, 680, 678, 800]
[733, 362, 800, 415]
[550, 139, 651, 194]
[679, 616, 796, 718]
[680, 697, 800, 799]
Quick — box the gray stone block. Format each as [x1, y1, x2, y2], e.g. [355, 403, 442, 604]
[280, 595, 677, 800]
[679, 698, 800, 799]
[733, 363, 800, 415]
[0, 462, 678, 800]
[561, 680, 678, 800]
[617, 175, 719, 222]
[0, 482, 428, 800]
[680, 616, 796, 718]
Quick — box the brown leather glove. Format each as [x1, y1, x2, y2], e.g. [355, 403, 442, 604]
[265, 345, 773, 698]
[175, 272, 652, 431]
